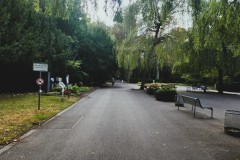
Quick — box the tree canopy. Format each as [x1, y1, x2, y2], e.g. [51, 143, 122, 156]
[1, 0, 240, 93]
[113, 0, 240, 93]
[0, 0, 116, 92]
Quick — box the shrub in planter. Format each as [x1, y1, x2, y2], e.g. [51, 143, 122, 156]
[155, 88, 177, 102]
[146, 87, 157, 95]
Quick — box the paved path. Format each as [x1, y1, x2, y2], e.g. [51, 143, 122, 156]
[0, 83, 240, 160]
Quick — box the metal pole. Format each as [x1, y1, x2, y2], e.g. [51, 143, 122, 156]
[38, 71, 42, 110]
[66, 75, 69, 98]
[67, 84, 69, 98]
[193, 99, 196, 117]
[47, 72, 51, 92]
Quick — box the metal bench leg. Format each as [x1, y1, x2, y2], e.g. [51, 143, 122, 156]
[210, 109, 213, 118]
[193, 106, 196, 117]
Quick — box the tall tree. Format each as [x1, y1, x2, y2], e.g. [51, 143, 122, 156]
[191, 0, 240, 93]
[115, 0, 187, 88]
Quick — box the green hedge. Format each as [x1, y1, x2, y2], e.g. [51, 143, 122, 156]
[146, 87, 157, 95]
[226, 82, 240, 92]
[155, 88, 177, 102]
[219, 82, 240, 92]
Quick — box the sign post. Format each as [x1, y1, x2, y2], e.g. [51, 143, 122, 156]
[36, 76, 44, 110]
[33, 63, 48, 110]
[66, 75, 69, 98]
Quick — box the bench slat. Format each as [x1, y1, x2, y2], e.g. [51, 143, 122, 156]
[175, 94, 213, 118]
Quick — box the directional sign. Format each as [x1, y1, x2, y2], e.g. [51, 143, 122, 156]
[33, 63, 48, 72]
[59, 82, 66, 88]
[36, 78, 44, 85]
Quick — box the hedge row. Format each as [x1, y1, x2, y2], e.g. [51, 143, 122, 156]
[146, 87, 176, 102]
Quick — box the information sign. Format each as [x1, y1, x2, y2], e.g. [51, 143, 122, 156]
[33, 63, 48, 72]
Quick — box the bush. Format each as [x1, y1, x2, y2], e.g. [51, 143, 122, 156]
[53, 84, 92, 95]
[155, 88, 177, 102]
[53, 86, 61, 92]
[146, 87, 157, 95]
[217, 82, 240, 92]
[68, 84, 80, 94]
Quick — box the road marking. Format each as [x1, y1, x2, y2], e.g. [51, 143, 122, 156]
[72, 116, 84, 129]
[43, 90, 96, 125]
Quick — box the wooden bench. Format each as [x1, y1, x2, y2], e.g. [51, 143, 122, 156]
[175, 94, 213, 118]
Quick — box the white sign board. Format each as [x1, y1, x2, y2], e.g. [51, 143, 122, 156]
[33, 63, 48, 72]
[59, 82, 66, 88]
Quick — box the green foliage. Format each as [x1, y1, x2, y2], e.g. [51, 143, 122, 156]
[146, 87, 157, 95]
[0, 0, 116, 92]
[67, 84, 92, 94]
[115, 0, 186, 84]
[113, 10, 123, 23]
[80, 22, 116, 85]
[68, 84, 80, 94]
[155, 27, 188, 69]
[189, 0, 240, 93]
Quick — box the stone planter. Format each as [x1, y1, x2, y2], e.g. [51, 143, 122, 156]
[155, 90, 177, 102]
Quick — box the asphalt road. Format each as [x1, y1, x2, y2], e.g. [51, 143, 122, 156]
[0, 83, 240, 160]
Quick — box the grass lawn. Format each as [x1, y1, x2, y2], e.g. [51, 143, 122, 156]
[0, 91, 90, 145]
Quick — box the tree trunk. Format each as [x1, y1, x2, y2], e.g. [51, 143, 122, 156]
[127, 69, 131, 82]
[156, 63, 159, 80]
[217, 68, 223, 94]
[140, 69, 147, 90]
[217, 42, 227, 94]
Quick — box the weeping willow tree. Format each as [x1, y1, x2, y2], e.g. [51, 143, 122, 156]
[115, 3, 139, 82]
[116, 30, 153, 82]
[116, 30, 139, 82]
[115, 0, 187, 88]
[190, 0, 240, 93]
[155, 27, 188, 81]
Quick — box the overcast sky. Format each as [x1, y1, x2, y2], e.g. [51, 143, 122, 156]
[87, 1, 192, 29]
[87, 0, 130, 26]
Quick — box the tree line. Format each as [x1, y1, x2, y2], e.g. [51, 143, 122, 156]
[0, 0, 116, 92]
[1, 0, 240, 93]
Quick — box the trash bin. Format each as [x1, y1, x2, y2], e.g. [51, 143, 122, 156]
[175, 95, 184, 107]
[224, 110, 240, 134]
